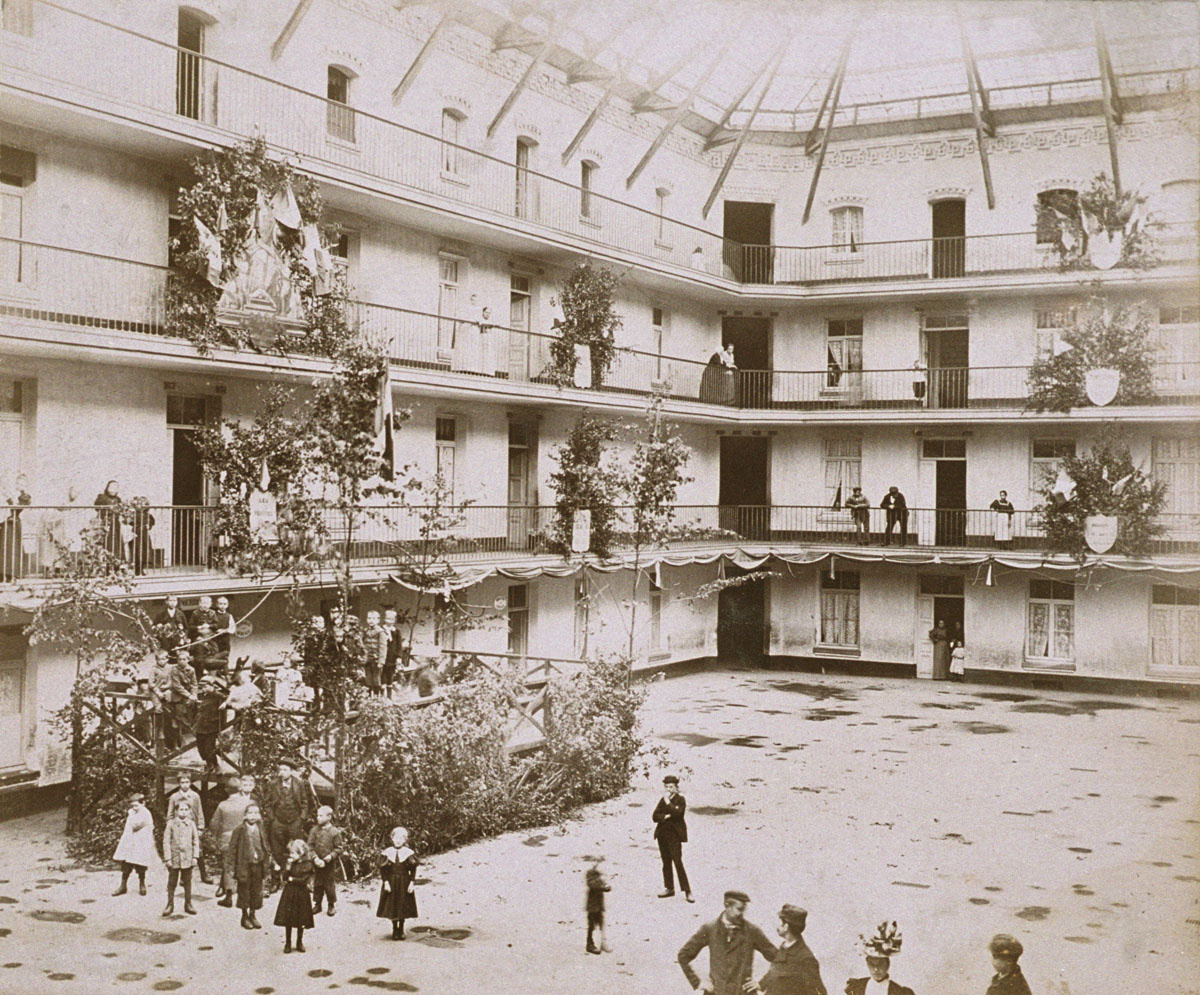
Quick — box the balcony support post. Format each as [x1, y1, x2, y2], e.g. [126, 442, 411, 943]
[802, 36, 851, 224]
[1094, 11, 1124, 195]
[392, 13, 451, 106]
[626, 40, 733, 190]
[271, 0, 315, 61]
[958, 10, 995, 210]
[703, 41, 787, 218]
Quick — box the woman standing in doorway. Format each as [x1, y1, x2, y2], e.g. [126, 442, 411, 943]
[929, 619, 952, 680]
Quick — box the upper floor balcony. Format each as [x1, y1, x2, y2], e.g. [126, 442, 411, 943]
[2, 503, 1197, 592]
[2, 1, 1197, 298]
[3, 237, 1197, 420]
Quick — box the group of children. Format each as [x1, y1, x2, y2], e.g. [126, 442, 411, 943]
[111, 772, 420, 954]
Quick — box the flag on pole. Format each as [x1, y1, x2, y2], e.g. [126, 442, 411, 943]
[1052, 335, 1074, 356]
[373, 366, 394, 481]
[1051, 467, 1077, 505]
[298, 224, 320, 275]
[259, 456, 271, 492]
[194, 216, 223, 287]
[314, 242, 334, 296]
[216, 200, 229, 234]
[1111, 471, 1134, 496]
[831, 483, 843, 511]
[271, 181, 302, 230]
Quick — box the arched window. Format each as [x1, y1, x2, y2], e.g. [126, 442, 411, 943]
[441, 109, 465, 175]
[515, 137, 537, 217]
[655, 187, 671, 243]
[1035, 188, 1078, 244]
[326, 66, 355, 142]
[580, 160, 598, 220]
[831, 205, 863, 253]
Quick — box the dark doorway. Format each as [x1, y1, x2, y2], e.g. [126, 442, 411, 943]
[721, 315, 771, 406]
[719, 435, 768, 540]
[928, 326, 970, 408]
[935, 458, 967, 545]
[931, 199, 965, 278]
[176, 10, 205, 120]
[172, 429, 205, 565]
[933, 595, 964, 636]
[723, 201, 774, 283]
[717, 566, 765, 665]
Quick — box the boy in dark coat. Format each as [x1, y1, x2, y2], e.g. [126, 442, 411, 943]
[752, 905, 827, 995]
[985, 935, 1032, 995]
[653, 774, 692, 901]
[226, 802, 270, 929]
[585, 862, 611, 955]
[307, 805, 344, 916]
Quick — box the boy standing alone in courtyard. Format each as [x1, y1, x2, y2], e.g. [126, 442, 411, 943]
[653, 774, 693, 902]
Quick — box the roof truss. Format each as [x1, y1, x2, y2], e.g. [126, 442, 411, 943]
[802, 33, 853, 224]
[487, 3, 581, 139]
[392, 12, 453, 105]
[271, 0, 316, 60]
[958, 9, 995, 208]
[1094, 10, 1124, 194]
[703, 45, 784, 152]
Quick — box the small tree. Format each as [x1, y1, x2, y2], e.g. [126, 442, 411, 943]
[1026, 298, 1158, 412]
[1036, 430, 1167, 560]
[549, 263, 622, 388]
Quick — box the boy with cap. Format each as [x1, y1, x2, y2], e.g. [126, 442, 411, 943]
[845, 921, 912, 995]
[653, 774, 693, 902]
[986, 935, 1031, 995]
[678, 889, 777, 995]
[751, 905, 827, 995]
[584, 862, 611, 955]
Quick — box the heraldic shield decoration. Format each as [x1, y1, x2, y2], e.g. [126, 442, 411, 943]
[1084, 514, 1119, 554]
[1085, 368, 1120, 406]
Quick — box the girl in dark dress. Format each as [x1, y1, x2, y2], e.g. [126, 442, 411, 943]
[274, 838, 315, 953]
[129, 497, 156, 576]
[375, 826, 418, 940]
[94, 479, 124, 561]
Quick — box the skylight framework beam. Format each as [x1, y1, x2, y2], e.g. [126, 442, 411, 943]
[958, 10, 995, 209]
[703, 45, 783, 152]
[626, 38, 735, 190]
[487, 5, 579, 139]
[271, 0, 315, 61]
[802, 34, 852, 224]
[703, 41, 787, 218]
[392, 12, 452, 105]
[1094, 11, 1124, 195]
[957, 18, 995, 137]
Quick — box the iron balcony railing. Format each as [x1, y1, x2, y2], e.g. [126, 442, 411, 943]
[5, 2, 1197, 287]
[4, 503, 1198, 583]
[4, 238, 1198, 411]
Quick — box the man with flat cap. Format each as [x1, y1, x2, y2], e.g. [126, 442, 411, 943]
[985, 935, 1031, 995]
[749, 905, 827, 995]
[653, 774, 693, 902]
[678, 889, 777, 995]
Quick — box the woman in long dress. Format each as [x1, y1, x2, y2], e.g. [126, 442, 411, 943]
[375, 826, 418, 940]
[94, 479, 124, 561]
[990, 491, 1015, 546]
[929, 619, 952, 680]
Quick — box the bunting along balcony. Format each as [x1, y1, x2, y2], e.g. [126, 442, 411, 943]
[3, 2, 1196, 290]
[3, 503, 1198, 587]
[4, 238, 1199, 413]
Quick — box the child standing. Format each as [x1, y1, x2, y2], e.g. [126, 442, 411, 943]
[307, 805, 344, 917]
[112, 792, 157, 897]
[274, 838, 315, 953]
[226, 801, 271, 930]
[375, 826, 418, 940]
[585, 863, 611, 955]
[162, 801, 200, 916]
[166, 770, 208, 883]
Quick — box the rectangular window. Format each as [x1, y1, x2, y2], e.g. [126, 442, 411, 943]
[507, 583, 529, 657]
[326, 67, 355, 142]
[0, 379, 22, 414]
[1156, 305, 1200, 389]
[649, 577, 663, 651]
[831, 205, 863, 253]
[0, 146, 34, 285]
[441, 110, 462, 175]
[1036, 189, 1079, 244]
[1151, 584, 1200, 670]
[1030, 438, 1075, 506]
[655, 188, 670, 243]
[823, 437, 861, 506]
[1026, 579, 1074, 663]
[1034, 307, 1076, 359]
[435, 416, 457, 503]
[580, 161, 597, 220]
[1153, 437, 1200, 516]
[919, 574, 964, 596]
[921, 438, 967, 459]
[166, 394, 217, 427]
[825, 317, 863, 388]
[652, 306, 666, 378]
[819, 570, 860, 647]
[437, 254, 462, 353]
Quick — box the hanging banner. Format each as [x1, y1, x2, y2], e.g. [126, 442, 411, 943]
[571, 509, 592, 553]
[1085, 367, 1120, 406]
[1084, 514, 1119, 554]
[248, 489, 279, 542]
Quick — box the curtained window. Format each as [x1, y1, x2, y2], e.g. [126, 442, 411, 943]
[1026, 579, 1074, 662]
[820, 570, 860, 647]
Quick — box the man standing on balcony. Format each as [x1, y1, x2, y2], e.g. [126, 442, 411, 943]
[846, 487, 871, 544]
[880, 486, 908, 547]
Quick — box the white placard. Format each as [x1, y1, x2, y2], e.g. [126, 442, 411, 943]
[571, 509, 592, 553]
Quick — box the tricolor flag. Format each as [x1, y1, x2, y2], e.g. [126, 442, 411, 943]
[373, 366, 395, 481]
[1111, 471, 1135, 496]
[194, 215, 223, 287]
[271, 182, 302, 231]
[1051, 467, 1077, 505]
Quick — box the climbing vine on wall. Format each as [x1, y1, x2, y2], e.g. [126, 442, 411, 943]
[549, 263, 622, 388]
[1035, 173, 1160, 272]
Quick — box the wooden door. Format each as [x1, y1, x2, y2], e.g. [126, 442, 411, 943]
[507, 425, 531, 548]
[0, 651, 24, 769]
[915, 594, 935, 678]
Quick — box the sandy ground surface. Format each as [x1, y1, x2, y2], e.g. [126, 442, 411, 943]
[0, 669, 1198, 995]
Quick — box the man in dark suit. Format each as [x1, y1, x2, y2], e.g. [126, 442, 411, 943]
[653, 774, 692, 901]
[751, 905, 827, 995]
[679, 889, 776, 995]
[880, 486, 908, 547]
[153, 594, 188, 653]
[262, 758, 313, 881]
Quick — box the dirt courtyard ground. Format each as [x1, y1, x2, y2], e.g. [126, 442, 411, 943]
[0, 669, 1197, 994]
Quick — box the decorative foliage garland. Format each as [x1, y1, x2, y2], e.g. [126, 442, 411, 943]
[546, 411, 622, 557]
[1036, 431, 1167, 560]
[1036, 173, 1159, 272]
[167, 137, 350, 356]
[1025, 297, 1158, 412]
[549, 263, 622, 388]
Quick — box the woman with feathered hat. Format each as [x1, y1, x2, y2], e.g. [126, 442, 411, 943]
[844, 921, 914, 995]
